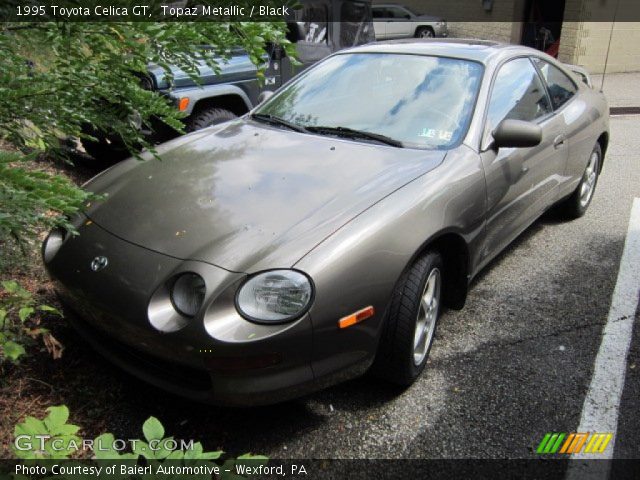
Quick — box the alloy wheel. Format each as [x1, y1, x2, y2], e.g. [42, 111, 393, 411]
[580, 151, 599, 208]
[413, 268, 441, 366]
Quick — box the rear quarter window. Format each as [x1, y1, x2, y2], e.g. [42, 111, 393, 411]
[534, 58, 578, 110]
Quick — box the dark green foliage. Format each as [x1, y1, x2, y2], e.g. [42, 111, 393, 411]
[0, 19, 292, 254]
[0, 279, 61, 364]
[0, 20, 294, 155]
[0, 19, 292, 366]
[0, 151, 93, 243]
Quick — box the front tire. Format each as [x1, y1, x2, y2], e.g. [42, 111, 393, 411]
[559, 143, 601, 219]
[186, 107, 237, 132]
[415, 27, 435, 38]
[372, 251, 443, 386]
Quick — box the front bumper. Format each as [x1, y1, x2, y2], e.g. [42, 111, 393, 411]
[46, 220, 341, 406]
[62, 300, 321, 405]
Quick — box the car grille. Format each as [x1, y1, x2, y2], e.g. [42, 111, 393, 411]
[66, 303, 212, 392]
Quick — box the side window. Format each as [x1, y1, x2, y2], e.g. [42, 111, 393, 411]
[372, 7, 385, 19]
[534, 58, 578, 110]
[487, 58, 552, 131]
[387, 7, 409, 19]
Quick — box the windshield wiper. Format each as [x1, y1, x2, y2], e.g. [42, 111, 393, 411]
[306, 125, 404, 148]
[251, 113, 308, 133]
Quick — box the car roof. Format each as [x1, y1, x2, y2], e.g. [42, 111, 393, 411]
[343, 39, 533, 64]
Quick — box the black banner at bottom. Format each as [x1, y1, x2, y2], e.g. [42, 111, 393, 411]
[2, 459, 640, 480]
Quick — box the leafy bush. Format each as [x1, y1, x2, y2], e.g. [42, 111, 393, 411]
[0, 18, 292, 252]
[13, 405, 267, 477]
[0, 279, 61, 364]
[13, 406, 80, 459]
[0, 19, 294, 157]
[0, 17, 293, 356]
[0, 150, 95, 250]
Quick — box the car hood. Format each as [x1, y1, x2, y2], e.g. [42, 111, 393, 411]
[84, 120, 446, 273]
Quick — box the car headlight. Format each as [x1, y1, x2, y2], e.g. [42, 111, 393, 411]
[170, 273, 206, 317]
[236, 270, 313, 324]
[42, 228, 65, 263]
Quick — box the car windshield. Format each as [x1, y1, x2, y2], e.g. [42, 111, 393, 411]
[255, 53, 484, 149]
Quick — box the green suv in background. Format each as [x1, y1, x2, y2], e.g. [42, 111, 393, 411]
[83, 0, 375, 162]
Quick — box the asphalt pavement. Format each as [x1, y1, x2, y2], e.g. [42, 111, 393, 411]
[58, 114, 640, 461]
[216, 114, 639, 459]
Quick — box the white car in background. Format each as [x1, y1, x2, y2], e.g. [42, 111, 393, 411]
[372, 4, 448, 39]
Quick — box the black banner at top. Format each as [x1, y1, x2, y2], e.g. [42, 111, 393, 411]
[1, 0, 640, 22]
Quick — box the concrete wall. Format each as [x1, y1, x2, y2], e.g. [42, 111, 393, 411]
[372, 0, 640, 73]
[560, 21, 640, 73]
[446, 22, 517, 42]
[558, 0, 640, 73]
[374, 0, 523, 42]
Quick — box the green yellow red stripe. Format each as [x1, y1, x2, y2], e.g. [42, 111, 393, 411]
[537, 432, 612, 454]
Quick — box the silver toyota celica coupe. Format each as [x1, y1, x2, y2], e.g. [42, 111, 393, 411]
[44, 40, 609, 406]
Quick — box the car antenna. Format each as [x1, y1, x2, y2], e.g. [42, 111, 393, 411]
[600, 0, 621, 93]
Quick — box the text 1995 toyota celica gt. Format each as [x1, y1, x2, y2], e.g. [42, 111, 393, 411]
[44, 40, 609, 406]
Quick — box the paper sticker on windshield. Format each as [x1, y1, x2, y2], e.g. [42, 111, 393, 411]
[418, 128, 453, 142]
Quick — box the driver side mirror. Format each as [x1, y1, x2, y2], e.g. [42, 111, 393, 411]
[492, 119, 542, 149]
[257, 91, 274, 104]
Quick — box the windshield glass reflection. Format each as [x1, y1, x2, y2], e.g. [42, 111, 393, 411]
[256, 53, 484, 149]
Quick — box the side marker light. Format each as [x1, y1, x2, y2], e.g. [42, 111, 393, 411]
[339, 306, 375, 329]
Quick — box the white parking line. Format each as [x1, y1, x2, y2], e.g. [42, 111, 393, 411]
[572, 197, 640, 461]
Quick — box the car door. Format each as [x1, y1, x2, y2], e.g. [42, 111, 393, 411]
[372, 6, 387, 39]
[532, 57, 586, 196]
[479, 57, 568, 264]
[384, 6, 412, 38]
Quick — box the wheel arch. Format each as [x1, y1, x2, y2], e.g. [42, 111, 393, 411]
[191, 93, 251, 118]
[597, 131, 609, 173]
[172, 84, 253, 118]
[399, 230, 471, 311]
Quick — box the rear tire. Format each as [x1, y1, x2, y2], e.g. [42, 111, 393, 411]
[559, 143, 601, 219]
[415, 27, 435, 38]
[186, 108, 237, 132]
[372, 251, 443, 386]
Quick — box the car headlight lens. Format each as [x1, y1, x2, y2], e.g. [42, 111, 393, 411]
[170, 273, 206, 317]
[42, 228, 65, 263]
[236, 270, 313, 323]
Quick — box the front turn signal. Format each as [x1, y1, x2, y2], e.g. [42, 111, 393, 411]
[178, 97, 190, 111]
[339, 306, 375, 329]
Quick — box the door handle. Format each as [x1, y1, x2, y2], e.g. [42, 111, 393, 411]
[553, 135, 566, 149]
